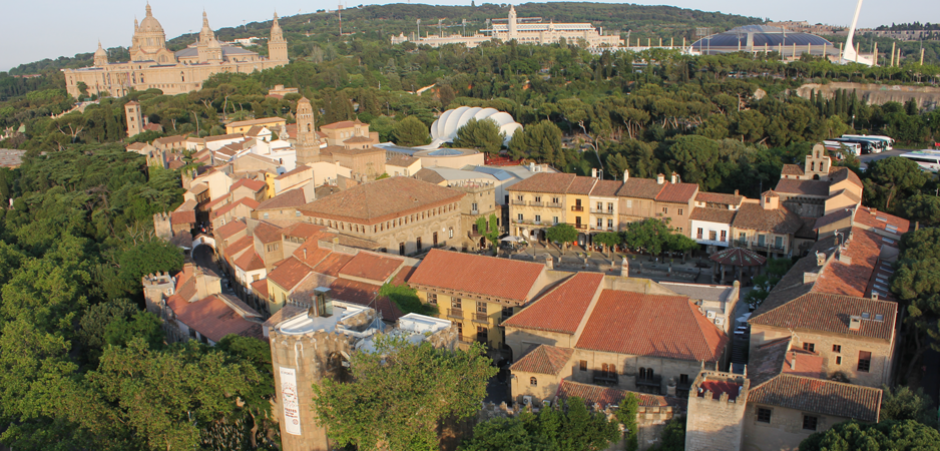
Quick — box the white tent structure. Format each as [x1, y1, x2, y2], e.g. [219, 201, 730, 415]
[430, 106, 523, 147]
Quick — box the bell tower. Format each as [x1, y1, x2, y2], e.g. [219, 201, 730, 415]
[125, 101, 143, 137]
[295, 97, 320, 165]
[269, 12, 289, 62]
[508, 5, 518, 40]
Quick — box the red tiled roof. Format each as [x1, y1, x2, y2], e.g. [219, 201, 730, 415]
[853, 207, 910, 236]
[749, 375, 881, 422]
[408, 249, 546, 304]
[253, 222, 283, 244]
[374, 295, 406, 323]
[730, 203, 804, 234]
[690, 207, 736, 224]
[281, 222, 328, 239]
[698, 380, 742, 401]
[510, 345, 573, 375]
[231, 178, 267, 192]
[250, 278, 268, 296]
[293, 243, 331, 267]
[556, 380, 678, 409]
[166, 295, 262, 343]
[211, 198, 260, 219]
[171, 210, 196, 225]
[339, 252, 405, 282]
[780, 164, 804, 176]
[502, 273, 604, 334]
[750, 292, 897, 341]
[567, 176, 597, 195]
[256, 188, 307, 211]
[330, 278, 380, 307]
[506, 172, 576, 194]
[709, 247, 766, 267]
[616, 178, 665, 199]
[234, 251, 265, 272]
[205, 195, 230, 211]
[813, 228, 889, 298]
[590, 180, 623, 197]
[298, 177, 464, 225]
[576, 291, 728, 362]
[695, 192, 743, 205]
[267, 258, 312, 291]
[313, 252, 355, 277]
[829, 167, 863, 189]
[224, 235, 254, 258]
[320, 119, 362, 130]
[774, 179, 830, 197]
[390, 265, 416, 286]
[656, 183, 698, 203]
[216, 220, 247, 240]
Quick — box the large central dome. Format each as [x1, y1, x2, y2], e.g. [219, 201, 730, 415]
[138, 4, 165, 34]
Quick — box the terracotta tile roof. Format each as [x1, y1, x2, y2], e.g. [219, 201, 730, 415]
[171, 210, 196, 225]
[773, 179, 830, 197]
[656, 183, 698, 203]
[556, 380, 679, 409]
[390, 265, 416, 286]
[590, 180, 622, 197]
[813, 208, 854, 231]
[386, 155, 418, 167]
[313, 252, 355, 277]
[812, 228, 887, 298]
[749, 375, 881, 422]
[730, 203, 803, 234]
[266, 257, 312, 291]
[510, 344, 573, 375]
[256, 188, 307, 211]
[166, 294, 263, 343]
[330, 278, 380, 307]
[829, 167, 863, 188]
[211, 198, 260, 219]
[502, 273, 604, 334]
[796, 217, 817, 239]
[234, 251, 265, 272]
[250, 279, 268, 296]
[780, 164, 805, 176]
[709, 247, 766, 267]
[698, 380, 742, 401]
[690, 207, 736, 224]
[320, 119, 362, 130]
[231, 178, 267, 192]
[298, 177, 464, 225]
[506, 172, 576, 194]
[567, 176, 597, 195]
[339, 253, 405, 282]
[216, 220, 247, 240]
[253, 222, 283, 244]
[281, 222, 328, 239]
[343, 136, 374, 144]
[293, 244, 332, 267]
[224, 234, 254, 257]
[695, 192, 744, 205]
[205, 133, 246, 143]
[576, 291, 728, 362]
[854, 207, 910, 236]
[616, 178, 665, 199]
[154, 135, 187, 145]
[205, 195, 230, 211]
[414, 168, 445, 185]
[751, 292, 897, 341]
[374, 295, 406, 322]
[408, 249, 546, 304]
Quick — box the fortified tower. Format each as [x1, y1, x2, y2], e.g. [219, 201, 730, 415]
[685, 369, 749, 451]
[141, 271, 175, 315]
[294, 97, 320, 165]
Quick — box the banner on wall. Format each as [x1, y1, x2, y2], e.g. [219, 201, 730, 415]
[280, 367, 302, 436]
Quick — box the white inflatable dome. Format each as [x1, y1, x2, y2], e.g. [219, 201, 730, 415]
[431, 107, 523, 146]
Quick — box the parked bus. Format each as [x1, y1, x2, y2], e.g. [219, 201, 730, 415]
[823, 140, 861, 157]
[899, 150, 940, 172]
[842, 134, 893, 152]
[831, 138, 878, 154]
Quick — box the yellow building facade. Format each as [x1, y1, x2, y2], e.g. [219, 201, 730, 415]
[63, 6, 289, 98]
[226, 117, 287, 134]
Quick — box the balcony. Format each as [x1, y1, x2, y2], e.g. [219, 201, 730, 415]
[511, 199, 526, 206]
[635, 374, 663, 388]
[470, 209, 479, 215]
[592, 371, 619, 386]
[591, 209, 614, 215]
[473, 312, 489, 323]
[571, 206, 585, 212]
[733, 239, 785, 252]
[447, 308, 464, 319]
[530, 201, 544, 207]
[546, 202, 563, 209]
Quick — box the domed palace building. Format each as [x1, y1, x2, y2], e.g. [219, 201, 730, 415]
[63, 4, 289, 98]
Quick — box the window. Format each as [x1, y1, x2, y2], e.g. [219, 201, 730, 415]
[678, 208, 684, 216]
[836, 356, 842, 365]
[802, 415, 818, 431]
[662, 207, 668, 214]
[858, 351, 872, 372]
[579, 360, 587, 371]
[608, 219, 613, 229]
[709, 230, 717, 241]
[626, 199, 633, 208]
[501, 306, 513, 319]
[471, 202, 478, 211]
[802, 342, 815, 353]
[530, 377, 538, 386]
[428, 293, 437, 305]
[553, 216, 559, 225]
[597, 218, 603, 228]
[476, 302, 487, 313]
[832, 344, 841, 353]
[720, 230, 727, 242]
[552, 197, 560, 204]
[739, 232, 746, 240]
[516, 195, 523, 202]
[608, 202, 614, 213]
[697, 228, 704, 239]
[517, 213, 523, 222]
[449, 228, 454, 239]
[453, 298, 462, 309]
[757, 408, 772, 423]
[399, 242, 405, 255]
[534, 196, 541, 203]
[680, 374, 689, 384]
[597, 201, 603, 211]
[535, 215, 541, 223]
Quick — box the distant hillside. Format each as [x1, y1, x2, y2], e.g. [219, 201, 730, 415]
[9, 2, 761, 75]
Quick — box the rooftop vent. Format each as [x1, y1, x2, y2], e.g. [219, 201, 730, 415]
[815, 251, 826, 267]
[849, 315, 862, 331]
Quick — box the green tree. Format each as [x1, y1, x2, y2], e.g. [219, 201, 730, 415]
[475, 213, 500, 254]
[311, 335, 496, 451]
[508, 120, 564, 166]
[648, 418, 686, 451]
[621, 218, 689, 258]
[898, 194, 940, 226]
[664, 135, 721, 191]
[800, 420, 940, 451]
[593, 231, 622, 258]
[546, 223, 578, 252]
[393, 115, 431, 147]
[453, 118, 505, 155]
[616, 393, 640, 451]
[880, 385, 938, 428]
[890, 227, 940, 380]
[744, 257, 794, 308]
[103, 311, 165, 349]
[864, 156, 928, 212]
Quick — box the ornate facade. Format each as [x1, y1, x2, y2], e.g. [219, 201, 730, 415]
[63, 5, 289, 98]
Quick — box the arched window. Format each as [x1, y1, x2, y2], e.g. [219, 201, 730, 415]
[307, 123, 312, 133]
[648, 368, 655, 379]
[530, 377, 537, 386]
[181, 71, 185, 82]
[811, 162, 816, 171]
[639, 367, 647, 379]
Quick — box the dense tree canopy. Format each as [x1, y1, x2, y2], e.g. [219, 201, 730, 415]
[799, 420, 940, 451]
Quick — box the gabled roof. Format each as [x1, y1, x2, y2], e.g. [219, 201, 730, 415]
[750, 293, 896, 341]
[690, 207, 736, 224]
[339, 252, 405, 282]
[226, 116, 285, 128]
[224, 234, 254, 257]
[253, 222, 283, 244]
[616, 178, 665, 200]
[695, 192, 744, 206]
[256, 188, 307, 211]
[853, 207, 910, 236]
[234, 251, 265, 272]
[266, 257, 312, 291]
[313, 252, 355, 277]
[656, 182, 698, 203]
[298, 177, 463, 225]
[320, 119, 362, 130]
[211, 198, 259, 219]
[329, 277, 380, 307]
[829, 167, 863, 188]
[408, 249, 546, 304]
[506, 172, 576, 194]
[730, 203, 803, 234]
[567, 176, 597, 195]
[510, 345, 573, 375]
[216, 220, 247, 240]
[231, 178, 267, 192]
[414, 168, 445, 185]
[780, 164, 804, 176]
[773, 179, 830, 197]
[502, 272, 603, 334]
[590, 180, 623, 197]
[576, 291, 728, 362]
[166, 294, 263, 343]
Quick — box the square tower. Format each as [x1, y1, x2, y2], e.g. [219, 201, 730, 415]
[125, 101, 143, 137]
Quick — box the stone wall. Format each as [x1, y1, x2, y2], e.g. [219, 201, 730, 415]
[685, 371, 749, 451]
[796, 82, 940, 110]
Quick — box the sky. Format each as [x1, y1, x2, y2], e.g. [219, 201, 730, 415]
[2, 0, 938, 72]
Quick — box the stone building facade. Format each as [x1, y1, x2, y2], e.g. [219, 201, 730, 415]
[62, 6, 289, 98]
[685, 370, 749, 451]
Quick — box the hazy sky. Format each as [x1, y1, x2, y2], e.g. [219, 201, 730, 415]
[2, 0, 937, 71]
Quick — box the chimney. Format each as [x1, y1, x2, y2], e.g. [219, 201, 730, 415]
[670, 172, 678, 184]
[656, 173, 665, 185]
[872, 292, 879, 301]
[591, 168, 597, 178]
[623, 169, 629, 182]
[303, 248, 307, 260]
[529, 162, 536, 172]
[849, 316, 862, 331]
[815, 251, 826, 266]
[734, 189, 739, 196]
[789, 353, 797, 370]
[544, 255, 554, 270]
